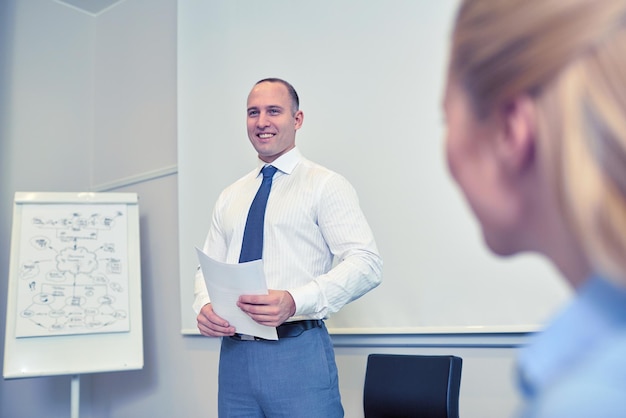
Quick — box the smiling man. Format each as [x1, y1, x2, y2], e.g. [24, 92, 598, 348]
[246, 79, 302, 163]
[194, 78, 383, 417]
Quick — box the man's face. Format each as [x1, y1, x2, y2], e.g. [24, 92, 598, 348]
[246, 81, 303, 163]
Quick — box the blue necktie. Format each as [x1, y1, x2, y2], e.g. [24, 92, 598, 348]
[239, 165, 278, 263]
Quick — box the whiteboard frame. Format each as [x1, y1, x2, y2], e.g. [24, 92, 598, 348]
[3, 192, 144, 379]
[177, 1, 571, 336]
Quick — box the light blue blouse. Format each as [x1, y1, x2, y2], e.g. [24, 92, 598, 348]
[517, 275, 626, 417]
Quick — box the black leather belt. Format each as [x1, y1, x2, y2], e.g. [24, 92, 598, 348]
[230, 319, 323, 341]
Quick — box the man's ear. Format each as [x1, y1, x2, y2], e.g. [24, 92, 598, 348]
[294, 110, 304, 131]
[495, 95, 537, 174]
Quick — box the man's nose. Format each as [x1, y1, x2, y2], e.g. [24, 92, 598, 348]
[257, 112, 270, 127]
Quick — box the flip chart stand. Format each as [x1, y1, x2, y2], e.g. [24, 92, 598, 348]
[71, 375, 80, 418]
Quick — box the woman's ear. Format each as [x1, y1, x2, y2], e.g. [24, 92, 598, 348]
[495, 95, 537, 174]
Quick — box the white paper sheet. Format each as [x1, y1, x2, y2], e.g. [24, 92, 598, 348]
[195, 247, 278, 340]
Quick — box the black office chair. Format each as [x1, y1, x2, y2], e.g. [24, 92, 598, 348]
[363, 354, 463, 418]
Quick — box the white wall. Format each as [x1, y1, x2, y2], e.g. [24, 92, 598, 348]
[0, 1, 94, 416]
[0, 0, 528, 417]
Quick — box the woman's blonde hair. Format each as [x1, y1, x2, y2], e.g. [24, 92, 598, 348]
[449, 0, 626, 282]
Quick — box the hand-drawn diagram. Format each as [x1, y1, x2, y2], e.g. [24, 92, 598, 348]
[15, 203, 131, 338]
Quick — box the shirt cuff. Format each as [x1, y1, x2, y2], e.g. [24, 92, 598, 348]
[289, 281, 326, 318]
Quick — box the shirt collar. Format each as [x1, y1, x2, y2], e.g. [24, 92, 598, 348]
[255, 147, 302, 176]
[517, 274, 626, 398]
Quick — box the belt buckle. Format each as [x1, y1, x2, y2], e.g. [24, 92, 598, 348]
[239, 334, 256, 341]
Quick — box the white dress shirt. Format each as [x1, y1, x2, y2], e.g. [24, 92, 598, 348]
[193, 147, 383, 320]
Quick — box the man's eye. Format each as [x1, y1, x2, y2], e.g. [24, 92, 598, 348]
[268, 109, 281, 115]
[248, 110, 259, 117]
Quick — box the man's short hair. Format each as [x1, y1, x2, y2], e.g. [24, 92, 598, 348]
[255, 78, 300, 114]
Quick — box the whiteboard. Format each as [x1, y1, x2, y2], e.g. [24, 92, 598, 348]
[177, 1, 572, 335]
[3, 192, 143, 379]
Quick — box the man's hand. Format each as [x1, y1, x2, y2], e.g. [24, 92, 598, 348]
[196, 303, 236, 337]
[237, 290, 296, 327]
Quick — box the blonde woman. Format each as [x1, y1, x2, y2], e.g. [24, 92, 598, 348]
[443, 0, 626, 416]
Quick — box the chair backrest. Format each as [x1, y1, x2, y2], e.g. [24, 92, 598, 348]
[363, 354, 463, 418]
